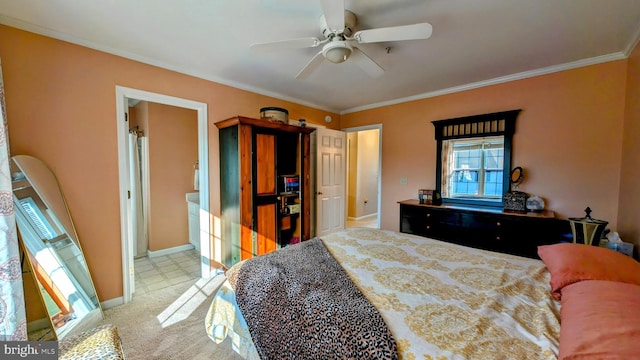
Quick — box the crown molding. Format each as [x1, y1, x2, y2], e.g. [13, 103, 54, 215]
[1, 15, 632, 117]
[341, 52, 627, 115]
[624, 22, 640, 57]
[0, 15, 339, 114]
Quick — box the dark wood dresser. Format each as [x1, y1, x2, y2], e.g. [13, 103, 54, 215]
[399, 199, 570, 259]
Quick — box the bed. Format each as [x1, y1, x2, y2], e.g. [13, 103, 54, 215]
[205, 228, 640, 359]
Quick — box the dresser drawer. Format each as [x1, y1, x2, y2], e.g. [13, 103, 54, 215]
[458, 212, 502, 248]
[400, 205, 445, 237]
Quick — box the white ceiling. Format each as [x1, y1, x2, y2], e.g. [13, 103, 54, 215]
[1, 0, 639, 113]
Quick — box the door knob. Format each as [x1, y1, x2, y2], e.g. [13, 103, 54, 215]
[317, 191, 323, 195]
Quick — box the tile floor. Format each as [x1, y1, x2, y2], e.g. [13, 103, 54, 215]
[134, 248, 201, 295]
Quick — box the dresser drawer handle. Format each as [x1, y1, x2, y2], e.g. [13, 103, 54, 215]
[496, 236, 501, 241]
[426, 213, 431, 217]
[496, 222, 501, 226]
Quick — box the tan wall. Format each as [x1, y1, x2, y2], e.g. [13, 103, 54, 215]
[356, 130, 379, 218]
[128, 106, 137, 128]
[147, 102, 197, 251]
[136, 101, 150, 132]
[617, 41, 640, 251]
[341, 60, 628, 233]
[347, 133, 358, 218]
[0, 24, 340, 301]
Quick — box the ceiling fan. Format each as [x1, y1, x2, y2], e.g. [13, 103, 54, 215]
[250, 0, 433, 79]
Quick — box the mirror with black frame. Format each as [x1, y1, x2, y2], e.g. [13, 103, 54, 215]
[11, 155, 103, 340]
[510, 166, 524, 190]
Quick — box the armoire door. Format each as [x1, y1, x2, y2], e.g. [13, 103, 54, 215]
[254, 132, 278, 255]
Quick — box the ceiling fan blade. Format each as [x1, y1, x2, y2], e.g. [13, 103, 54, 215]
[250, 37, 322, 52]
[354, 23, 433, 43]
[350, 48, 384, 78]
[321, 0, 345, 31]
[296, 51, 325, 79]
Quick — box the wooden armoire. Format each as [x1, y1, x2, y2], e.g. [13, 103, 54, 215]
[216, 116, 315, 266]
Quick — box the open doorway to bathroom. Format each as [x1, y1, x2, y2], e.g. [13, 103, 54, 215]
[344, 125, 382, 229]
[126, 99, 201, 298]
[116, 86, 210, 305]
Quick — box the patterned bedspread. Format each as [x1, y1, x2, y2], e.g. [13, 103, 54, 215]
[206, 228, 561, 359]
[227, 238, 397, 359]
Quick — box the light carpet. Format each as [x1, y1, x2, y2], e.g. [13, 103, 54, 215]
[100, 275, 243, 360]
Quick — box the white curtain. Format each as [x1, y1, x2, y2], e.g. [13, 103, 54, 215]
[129, 133, 147, 258]
[0, 58, 27, 340]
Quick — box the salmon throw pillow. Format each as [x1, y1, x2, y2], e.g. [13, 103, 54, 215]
[537, 243, 640, 299]
[559, 280, 640, 359]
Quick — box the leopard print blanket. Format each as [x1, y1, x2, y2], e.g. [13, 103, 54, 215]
[227, 237, 398, 360]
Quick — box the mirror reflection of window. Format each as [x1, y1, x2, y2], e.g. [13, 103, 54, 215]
[18, 197, 57, 240]
[14, 196, 91, 335]
[11, 155, 103, 340]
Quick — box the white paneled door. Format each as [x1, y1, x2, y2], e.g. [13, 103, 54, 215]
[316, 128, 346, 236]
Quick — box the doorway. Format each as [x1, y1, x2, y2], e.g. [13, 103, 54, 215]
[127, 100, 200, 295]
[344, 125, 382, 229]
[115, 86, 210, 304]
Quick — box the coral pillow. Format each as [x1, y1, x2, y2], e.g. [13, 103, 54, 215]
[538, 243, 640, 299]
[559, 280, 640, 359]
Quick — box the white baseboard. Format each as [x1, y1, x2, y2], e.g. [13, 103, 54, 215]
[147, 244, 195, 258]
[347, 213, 378, 221]
[101, 296, 124, 310]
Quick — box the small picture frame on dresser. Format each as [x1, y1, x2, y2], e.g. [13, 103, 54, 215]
[418, 189, 442, 205]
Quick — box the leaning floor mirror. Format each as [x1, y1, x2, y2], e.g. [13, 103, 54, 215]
[11, 155, 103, 340]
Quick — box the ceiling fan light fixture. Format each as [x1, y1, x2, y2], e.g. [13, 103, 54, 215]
[323, 41, 352, 63]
